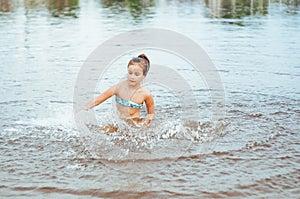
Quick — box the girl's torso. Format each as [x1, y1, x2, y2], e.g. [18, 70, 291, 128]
[114, 82, 148, 119]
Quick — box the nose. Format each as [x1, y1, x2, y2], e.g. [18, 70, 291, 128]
[128, 73, 135, 80]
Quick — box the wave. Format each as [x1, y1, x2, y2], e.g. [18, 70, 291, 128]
[9, 106, 229, 167]
[3, 185, 192, 198]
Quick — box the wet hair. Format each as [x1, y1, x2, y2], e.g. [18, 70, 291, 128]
[127, 54, 150, 75]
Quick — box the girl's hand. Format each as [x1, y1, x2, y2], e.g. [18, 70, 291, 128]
[141, 120, 150, 131]
[146, 114, 154, 124]
[141, 114, 154, 130]
[75, 106, 88, 114]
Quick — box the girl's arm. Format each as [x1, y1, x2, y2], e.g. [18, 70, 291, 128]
[144, 93, 155, 126]
[81, 85, 116, 111]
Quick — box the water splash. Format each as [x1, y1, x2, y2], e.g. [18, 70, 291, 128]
[10, 105, 228, 163]
[78, 111, 229, 161]
[15, 106, 76, 130]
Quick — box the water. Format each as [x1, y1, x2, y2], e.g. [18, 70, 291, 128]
[1, 0, 300, 198]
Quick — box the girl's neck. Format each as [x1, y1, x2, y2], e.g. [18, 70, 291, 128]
[126, 81, 141, 90]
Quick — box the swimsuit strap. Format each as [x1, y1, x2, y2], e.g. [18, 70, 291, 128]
[115, 96, 143, 109]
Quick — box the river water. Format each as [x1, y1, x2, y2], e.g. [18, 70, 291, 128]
[0, 0, 299, 198]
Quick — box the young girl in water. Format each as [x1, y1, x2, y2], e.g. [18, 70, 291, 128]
[82, 54, 155, 128]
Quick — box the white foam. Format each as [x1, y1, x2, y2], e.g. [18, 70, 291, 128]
[16, 106, 76, 129]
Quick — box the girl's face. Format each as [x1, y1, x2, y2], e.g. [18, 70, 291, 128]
[127, 64, 145, 87]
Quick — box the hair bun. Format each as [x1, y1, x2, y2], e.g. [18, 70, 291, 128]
[138, 54, 150, 65]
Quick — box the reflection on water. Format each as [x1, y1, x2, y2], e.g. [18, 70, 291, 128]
[100, 0, 155, 19]
[205, 0, 268, 18]
[205, 0, 299, 19]
[0, 0, 79, 18]
[1, 0, 299, 19]
[24, 0, 44, 9]
[46, 0, 79, 18]
[0, 0, 12, 12]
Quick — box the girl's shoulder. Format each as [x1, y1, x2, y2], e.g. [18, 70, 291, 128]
[140, 86, 152, 97]
[114, 81, 126, 91]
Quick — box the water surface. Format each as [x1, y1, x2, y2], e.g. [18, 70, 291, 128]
[0, 0, 299, 198]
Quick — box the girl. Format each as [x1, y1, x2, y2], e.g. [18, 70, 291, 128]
[82, 54, 155, 128]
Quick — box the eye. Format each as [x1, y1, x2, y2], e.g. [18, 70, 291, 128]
[135, 72, 141, 76]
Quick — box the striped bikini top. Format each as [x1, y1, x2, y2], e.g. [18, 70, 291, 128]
[115, 96, 143, 109]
